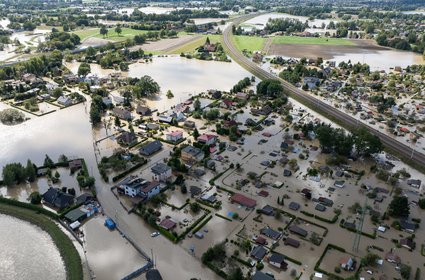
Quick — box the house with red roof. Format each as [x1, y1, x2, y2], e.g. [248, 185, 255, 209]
[197, 134, 218, 146]
[166, 131, 183, 143]
[231, 193, 256, 208]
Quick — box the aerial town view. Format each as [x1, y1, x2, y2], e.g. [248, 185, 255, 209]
[2, 0, 425, 279]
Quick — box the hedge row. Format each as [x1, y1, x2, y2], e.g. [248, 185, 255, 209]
[160, 199, 189, 211]
[112, 161, 147, 182]
[231, 255, 253, 267]
[0, 197, 59, 219]
[215, 213, 232, 222]
[300, 210, 340, 224]
[209, 167, 232, 186]
[191, 215, 213, 234]
[216, 185, 235, 195]
[205, 261, 227, 279]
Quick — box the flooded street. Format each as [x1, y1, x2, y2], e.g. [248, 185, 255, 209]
[0, 214, 66, 280]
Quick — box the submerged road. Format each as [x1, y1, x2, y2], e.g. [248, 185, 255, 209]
[223, 15, 425, 170]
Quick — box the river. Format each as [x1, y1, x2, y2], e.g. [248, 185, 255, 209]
[0, 214, 66, 280]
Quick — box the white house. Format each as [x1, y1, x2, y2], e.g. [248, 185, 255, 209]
[123, 177, 148, 198]
[151, 163, 172, 182]
[166, 131, 183, 143]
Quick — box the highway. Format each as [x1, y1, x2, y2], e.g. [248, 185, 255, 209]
[222, 15, 425, 171]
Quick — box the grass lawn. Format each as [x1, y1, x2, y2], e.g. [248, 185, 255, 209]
[0, 202, 83, 280]
[167, 34, 222, 54]
[272, 36, 356, 46]
[37, 25, 64, 32]
[232, 35, 267, 52]
[73, 28, 150, 42]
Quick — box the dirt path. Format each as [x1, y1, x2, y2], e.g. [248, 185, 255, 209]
[262, 37, 273, 55]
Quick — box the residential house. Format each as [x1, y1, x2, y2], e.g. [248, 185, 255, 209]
[268, 253, 288, 269]
[400, 220, 416, 233]
[197, 134, 218, 146]
[252, 52, 263, 63]
[221, 99, 235, 109]
[407, 179, 421, 188]
[140, 181, 160, 199]
[57, 96, 73, 107]
[289, 201, 300, 211]
[151, 163, 172, 182]
[159, 218, 177, 230]
[318, 197, 333, 207]
[340, 257, 355, 271]
[251, 271, 274, 280]
[158, 114, 174, 124]
[284, 237, 300, 248]
[136, 105, 152, 116]
[255, 236, 267, 245]
[42, 188, 74, 210]
[116, 131, 137, 146]
[166, 131, 183, 143]
[385, 252, 401, 264]
[400, 238, 415, 250]
[209, 90, 222, 99]
[260, 227, 281, 240]
[181, 146, 205, 163]
[122, 177, 148, 198]
[304, 77, 321, 90]
[235, 92, 248, 100]
[102, 96, 113, 106]
[184, 120, 196, 128]
[69, 159, 83, 171]
[250, 245, 267, 261]
[64, 208, 88, 223]
[231, 193, 256, 208]
[289, 225, 308, 237]
[260, 205, 274, 216]
[139, 140, 163, 156]
[190, 186, 202, 196]
[113, 107, 132, 120]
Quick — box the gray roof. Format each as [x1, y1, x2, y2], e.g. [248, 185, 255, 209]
[151, 163, 171, 175]
[64, 208, 87, 223]
[139, 140, 163, 156]
[289, 201, 300, 210]
[289, 225, 308, 237]
[260, 228, 281, 240]
[251, 271, 274, 280]
[315, 204, 326, 212]
[182, 145, 203, 156]
[250, 245, 267, 260]
[269, 252, 285, 264]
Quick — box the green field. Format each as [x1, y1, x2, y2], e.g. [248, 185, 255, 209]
[272, 36, 356, 46]
[168, 34, 222, 54]
[232, 35, 267, 52]
[73, 27, 150, 42]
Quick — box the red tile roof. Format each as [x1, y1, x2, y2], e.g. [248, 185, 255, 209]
[231, 193, 256, 208]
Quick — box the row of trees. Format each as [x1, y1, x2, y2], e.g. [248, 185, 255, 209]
[2, 160, 37, 187]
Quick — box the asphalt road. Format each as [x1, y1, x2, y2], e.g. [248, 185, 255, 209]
[222, 14, 425, 170]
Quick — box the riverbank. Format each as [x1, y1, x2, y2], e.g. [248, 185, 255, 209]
[0, 200, 83, 280]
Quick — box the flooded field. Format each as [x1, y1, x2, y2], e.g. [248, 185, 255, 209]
[243, 13, 334, 30]
[0, 214, 66, 280]
[127, 56, 251, 111]
[267, 41, 424, 71]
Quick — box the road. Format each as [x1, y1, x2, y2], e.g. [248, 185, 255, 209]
[222, 14, 425, 171]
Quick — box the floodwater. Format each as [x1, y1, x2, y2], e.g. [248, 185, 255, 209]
[83, 217, 148, 280]
[243, 12, 334, 30]
[0, 214, 66, 280]
[127, 55, 251, 111]
[0, 102, 93, 172]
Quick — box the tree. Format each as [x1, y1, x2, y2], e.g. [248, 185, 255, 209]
[100, 26, 108, 38]
[44, 154, 55, 168]
[388, 196, 410, 218]
[361, 253, 379, 266]
[77, 62, 91, 76]
[193, 128, 200, 139]
[418, 198, 425, 209]
[205, 36, 211, 45]
[131, 75, 160, 98]
[166, 90, 174, 99]
[194, 99, 201, 111]
[227, 268, 244, 280]
[54, 170, 60, 179]
[25, 159, 36, 182]
[115, 116, 121, 127]
[181, 185, 187, 194]
[115, 25, 122, 36]
[257, 79, 285, 99]
[190, 202, 201, 213]
[29, 192, 42, 204]
[353, 127, 383, 156]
